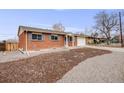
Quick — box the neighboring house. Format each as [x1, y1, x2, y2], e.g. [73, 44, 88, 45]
[85, 35, 106, 44]
[113, 35, 124, 43]
[85, 36, 94, 44]
[18, 26, 86, 51]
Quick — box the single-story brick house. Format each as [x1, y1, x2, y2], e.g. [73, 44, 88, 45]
[18, 26, 86, 51]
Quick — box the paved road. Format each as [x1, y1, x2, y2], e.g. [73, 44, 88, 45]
[57, 51, 124, 83]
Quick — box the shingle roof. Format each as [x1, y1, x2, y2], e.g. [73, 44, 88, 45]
[18, 25, 75, 36]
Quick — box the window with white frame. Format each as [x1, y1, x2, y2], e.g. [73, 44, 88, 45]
[32, 34, 43, 40]
[50, 35, 58, 41]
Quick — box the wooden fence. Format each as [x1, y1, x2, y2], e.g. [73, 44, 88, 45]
[0, 43, 5, 51]
[0, 42, 18, 51]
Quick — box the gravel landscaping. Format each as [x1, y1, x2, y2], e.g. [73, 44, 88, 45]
[57, 51, 124, 83]
[0, 48, 111, 83]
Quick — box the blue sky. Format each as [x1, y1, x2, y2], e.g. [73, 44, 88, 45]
[0, 9, 118, 40]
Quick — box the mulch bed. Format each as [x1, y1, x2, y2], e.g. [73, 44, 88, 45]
[0, 48, 111, 83]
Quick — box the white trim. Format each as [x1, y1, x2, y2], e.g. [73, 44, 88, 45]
[65, 35, 68, 47]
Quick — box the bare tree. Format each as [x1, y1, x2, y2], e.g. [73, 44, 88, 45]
[52, 23, 65, 32]
[91, 31, 99, 44]
[94, 11, 119, 45]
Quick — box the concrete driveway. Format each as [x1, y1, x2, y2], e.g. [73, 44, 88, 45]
[57, 47, 124, 83]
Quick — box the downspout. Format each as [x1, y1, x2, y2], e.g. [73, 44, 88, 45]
[25, 30, 27, 51]
[65, 35, 68, 47]
[25, 30, 29, 56]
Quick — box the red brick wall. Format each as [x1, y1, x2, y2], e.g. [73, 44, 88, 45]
[19, 31, 26, 50]
[68, 42, 72, 46]
[19, 31, 77, 51]
[27, 33, 65, 51]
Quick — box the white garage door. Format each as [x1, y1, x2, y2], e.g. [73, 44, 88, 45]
[77, 37, 86, 46]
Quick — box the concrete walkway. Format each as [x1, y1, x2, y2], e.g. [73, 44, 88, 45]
[0, 47, 70, 63]
[0, 46, 84, 63]
[57, 51, 124, 83]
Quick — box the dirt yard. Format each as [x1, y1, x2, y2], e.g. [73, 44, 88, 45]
[0, 48, 111, 83]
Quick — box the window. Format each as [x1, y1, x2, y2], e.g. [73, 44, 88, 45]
[32, 34, 43, 40]
[37, 35, 42, 40]
[51, 35, 58, 41]
[69, 36, 72, 42]
[32, 34, 37, 39]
